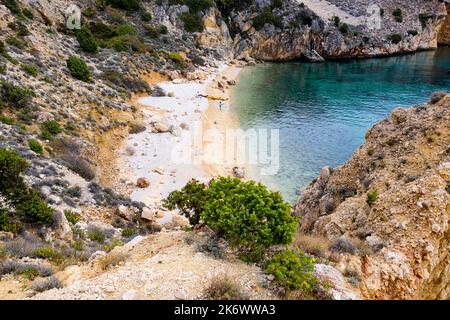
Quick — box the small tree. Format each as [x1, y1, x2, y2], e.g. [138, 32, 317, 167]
[67, 56, 92, 82]
[75, 27, 99, 54]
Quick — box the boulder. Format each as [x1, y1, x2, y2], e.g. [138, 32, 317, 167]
[52, 210, 73, 241]
[141, 207, 155, 221]
[232, 166, 245, 178]
[136, 177, 150, 188]
[152, 122, 170, 133]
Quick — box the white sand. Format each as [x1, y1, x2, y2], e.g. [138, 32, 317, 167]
[121, 65, 231, 207]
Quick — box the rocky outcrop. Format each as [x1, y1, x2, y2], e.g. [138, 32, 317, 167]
[438, 2, 450, 45]
[228, 0, 447, 61]
[294, 94, 450, 299]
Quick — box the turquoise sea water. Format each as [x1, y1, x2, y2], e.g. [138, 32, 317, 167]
[231, 48, 450, 203]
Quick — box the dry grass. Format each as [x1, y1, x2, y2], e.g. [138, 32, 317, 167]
[97, 251, 129, 271]
[203, 275, 248, 300]
[294, 234, 330, 258]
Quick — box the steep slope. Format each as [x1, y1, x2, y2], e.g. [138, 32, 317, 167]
[294, 94, 450, 299]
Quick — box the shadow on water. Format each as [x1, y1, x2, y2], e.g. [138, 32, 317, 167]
[231, 48, 450, 203]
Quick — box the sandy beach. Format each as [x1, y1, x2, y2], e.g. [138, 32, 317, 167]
[119, 63, 245, 211]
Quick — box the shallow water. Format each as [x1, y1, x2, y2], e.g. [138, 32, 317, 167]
[231, 48, 450, 203]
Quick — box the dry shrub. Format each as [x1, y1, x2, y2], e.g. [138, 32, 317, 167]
[295, 234, 330, 258]
[128, 122, 146, 134]
[97, 251, 129, 270]
[203, 275, 248, 300]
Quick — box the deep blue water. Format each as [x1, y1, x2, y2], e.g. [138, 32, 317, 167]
[231, 48, 450, 203]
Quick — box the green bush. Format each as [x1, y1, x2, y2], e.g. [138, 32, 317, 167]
[5, 36, 25, 49]
[332, 16, 340, 27]
[0, 208, 9, 230]
[164, 177, 298, 252]
[393, 8, 403, 23]
[34, 247, 63, 263]
[0, 81, 34, 108]
[16, 192, 54, 224]
[253, 7, 283, 30]
[264, 250, 317, 292]
[21, 64, 38, 77]
[0, 115, 15, 125]
[388, 34, 402, 44]
[87, 227, 106, 243]
[179, 12, 203, 32]
[140, 11, 152, 22]
[28, 139, 43, 155]
[22, 8, 33, 19]
[64, 209, 80, 224]
[122, 227, 137, 237]
[66, 56, 92, 82]
[0, 148, 29, 181]
[1, 0, 22, 16]
[41, 120, 62, 138]
[366, 191, 378, 206]
[339, 23, 349, 34]
[0, 64, 5, 74]
[106, 0, 140, 11]
[75, 27, 99, 54]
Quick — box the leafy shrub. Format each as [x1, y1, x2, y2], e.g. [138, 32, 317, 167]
[28, 139, 43, 155]
[29, 276, 62, 292]
[203, 275, 248, 300]
[329, 238, 356, 254]
[140, 11, 152, 22]
[393, 8, 403, 23]
[34, 246, 63, 263]
[40, 120, 62, 140]
[339, 23, 349, 34]
[0, 208, 9, 231]
[163, 179, 208, 225]
[6, 36, 25, 49]
[180, 12, 203, 32]
[253, 8, 282, 30]
[75, 27, 99, 54]
[88, 22, 118, 40]
[265, 250, 317, 292]
[0, 64, 5, 74]
[121, 227, 137, 237]
[0, 81, 34, 109]
[66, 56, 92, 82]
[1, 0, 22, 16]
[164, 177, 298, 252]
[332, 16, 340, 27]
[64, 209, 80, 224]
[388, 33, 402, 44]
[0, 115, 15, 125]
[16, 192, 54, 224]
[0, 148, 29, 181]
[87, 227, 106, 243]
[0, 260, 53, 279]
[366, 191, 378, 206]
[107, 0, 140, 11]
[21, 64, 38, 77]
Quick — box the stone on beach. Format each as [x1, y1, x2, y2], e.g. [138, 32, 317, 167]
[136, 177, 150, 188]
[152, 122, 170, 133]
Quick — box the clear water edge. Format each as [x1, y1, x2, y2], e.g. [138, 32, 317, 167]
[230, 48, 450, 203]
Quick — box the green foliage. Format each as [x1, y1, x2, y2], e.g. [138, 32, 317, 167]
[106, 0, 140, 11]
[64, 209, 81, 224]
[393, 8, 403, 23]
[164, 177, 298, 252]
[0, 115, 15, 125]
[253, 7, 283, 30]
[75, 27, 99, 54]
[16, 192, 54, 224]
[0, 208, 10, 231]
[264, 250, 317, 292]
[122, 227, 138, 237]
[87, 227, 106, 243]
[21, 64, 38, 77]
[0, 64, 5, 74]
[366, 191, 378, 206]
[0, 81, 34, 109]
[407, 30, 418, 36]
[163, 179, 208, 225]
[28, 139, 43, 155]
[34, 247, 63, 263]
[202, 177, 297, 251]
[40, 120, 62, 140]
[0, 148, 29, 181]
[179, 12, 203, 32]
[67, 56, 92, 82]
[5, 36, 25, 49]
[388, 33, 402, 44]
[332, 16, 340, 27]
[339, 23, 349, 34]
[140, 11, 152, 22]
[1, 0, 22, 16]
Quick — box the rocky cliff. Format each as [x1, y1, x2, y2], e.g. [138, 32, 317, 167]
[294, 93, 450, 299]
[438, 2, 450, 45]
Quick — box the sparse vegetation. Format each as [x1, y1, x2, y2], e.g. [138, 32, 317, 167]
[203, 275, 248, 300]
[264, 250, 317, 293]
[75, 27, 99, 54]
[393, 8, 403, 23]
[64, 209, 81, 224]
[29, 276, 62, 292]
[366, 191, 378, 206]
[97, 251, 129, 270]
[28, 139, 43, 155]
[66, 56, 92, 82]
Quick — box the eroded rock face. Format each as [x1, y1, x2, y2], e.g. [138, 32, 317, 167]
[228, 0, 447, 61]
[294, 95, 450, 299]
[438, 3, 450, 45]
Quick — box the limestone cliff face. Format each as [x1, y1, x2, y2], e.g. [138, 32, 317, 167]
[227, 0, 447, 61]
[438, 3, 450, 45]
[294, 95, 450, 299]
